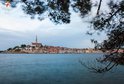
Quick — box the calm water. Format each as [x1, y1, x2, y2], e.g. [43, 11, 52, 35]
[0, 54, 124, 84]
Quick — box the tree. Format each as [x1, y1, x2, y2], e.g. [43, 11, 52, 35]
[21, 44, 27, 48]
[1, 0, 92, 24]
[90, 0, 124, 51]
[7, 48, 12, 51]
[88, 0, 124, 73]
[1, 0, 124, 72]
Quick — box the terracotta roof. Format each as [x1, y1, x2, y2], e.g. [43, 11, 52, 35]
[32, 42, 42, 45]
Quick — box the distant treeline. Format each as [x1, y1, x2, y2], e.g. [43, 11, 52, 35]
[0, 51, 3, 53]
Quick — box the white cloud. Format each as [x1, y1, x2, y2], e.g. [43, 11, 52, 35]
[0, 1, 107, 50]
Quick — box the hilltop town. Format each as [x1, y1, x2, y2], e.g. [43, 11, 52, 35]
[2, 36, 102, 54]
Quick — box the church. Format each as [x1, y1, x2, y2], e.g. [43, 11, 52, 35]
[32, 36, 43, 48]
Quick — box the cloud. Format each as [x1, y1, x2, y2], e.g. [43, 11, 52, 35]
[0, 1, 107, 50]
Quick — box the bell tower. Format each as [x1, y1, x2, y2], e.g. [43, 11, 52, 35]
[32, 35, 43, 47]
[36, 35, 38, 43]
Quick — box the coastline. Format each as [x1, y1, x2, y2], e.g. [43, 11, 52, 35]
[0, 51, 103, 54]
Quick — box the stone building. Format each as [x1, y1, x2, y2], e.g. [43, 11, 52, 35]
[32, 35, 43, 48]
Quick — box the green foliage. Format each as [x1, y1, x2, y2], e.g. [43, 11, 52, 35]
[21, 44, 26, 48]
[1, 0, 124, 73]
[7, 48, 12, 51]
[1, 0, 92, 24]
[0, 0, 123, 51]
[90, 0, 124, 51]
[72, 0, 91, 18]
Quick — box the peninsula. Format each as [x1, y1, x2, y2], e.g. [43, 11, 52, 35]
[2, 36, 102, 54]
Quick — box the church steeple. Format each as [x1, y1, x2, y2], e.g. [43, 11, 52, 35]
[32, 35, 43, 47]
[36, 35, 38, 43]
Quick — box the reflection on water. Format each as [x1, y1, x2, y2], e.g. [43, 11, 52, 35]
[0, 54, 124, 84]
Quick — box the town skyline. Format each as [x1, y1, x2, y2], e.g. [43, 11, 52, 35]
[5, 35, 94, 51]
[0, 0, 107, 50]
[2, 35, 101, 54]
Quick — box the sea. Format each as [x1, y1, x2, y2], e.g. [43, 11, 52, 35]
[0, 53, 124, 84]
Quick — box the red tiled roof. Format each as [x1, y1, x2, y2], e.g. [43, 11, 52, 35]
[32, 42, 42, 45]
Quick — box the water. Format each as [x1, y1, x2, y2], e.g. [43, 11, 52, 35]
[0, 54, 124, 84]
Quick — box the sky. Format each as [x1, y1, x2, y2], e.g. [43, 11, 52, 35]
[0, 1, 108, 50]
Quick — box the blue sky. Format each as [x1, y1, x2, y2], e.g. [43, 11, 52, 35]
[0, 1, 107, 50]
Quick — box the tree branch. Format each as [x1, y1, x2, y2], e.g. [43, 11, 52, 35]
[97, 0, 102, 15]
